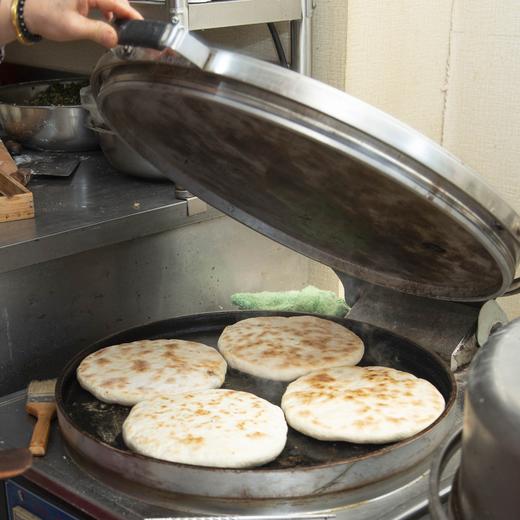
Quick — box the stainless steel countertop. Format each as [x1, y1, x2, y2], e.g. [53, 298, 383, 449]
[0, 153, 220, 274]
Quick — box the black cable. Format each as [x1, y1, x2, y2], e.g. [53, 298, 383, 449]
[267, 23, 289, 68]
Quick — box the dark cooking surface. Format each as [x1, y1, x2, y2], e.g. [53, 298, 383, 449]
[59, 311, 453, 470]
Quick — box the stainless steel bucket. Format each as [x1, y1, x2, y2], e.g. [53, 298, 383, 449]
[430, 319, 520, 519]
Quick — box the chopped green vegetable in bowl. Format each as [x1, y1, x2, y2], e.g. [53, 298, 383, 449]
[25, 80, 88, 106]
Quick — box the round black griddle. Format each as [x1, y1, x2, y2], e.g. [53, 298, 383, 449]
[56, 311, 457, 501]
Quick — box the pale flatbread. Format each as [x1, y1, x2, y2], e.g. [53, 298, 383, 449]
[123, 389, 288, 468]
[281, 366, 445, 444]
[218, 316, 364, 381]
[77, 339, 227, 406]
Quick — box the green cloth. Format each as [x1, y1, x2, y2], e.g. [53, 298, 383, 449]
[231, 285, 349, 318]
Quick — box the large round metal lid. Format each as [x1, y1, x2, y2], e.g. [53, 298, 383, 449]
[92, 24, 520, 301]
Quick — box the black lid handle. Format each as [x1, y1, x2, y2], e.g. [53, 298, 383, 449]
[114, 19, 171, 50]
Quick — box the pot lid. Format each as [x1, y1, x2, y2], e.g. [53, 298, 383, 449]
[92, 21, 520, 301]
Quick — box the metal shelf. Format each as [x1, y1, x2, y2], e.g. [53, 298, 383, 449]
[186, 0, 302, 30]
[5, 0, 311, 77]
[133, 0, 313, 75]
[133, 0, 302, 29]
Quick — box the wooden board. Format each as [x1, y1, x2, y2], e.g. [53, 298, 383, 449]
[0, 191, 34, 222]
[0, 140, 18, 176]
[0, 140, 35, 222]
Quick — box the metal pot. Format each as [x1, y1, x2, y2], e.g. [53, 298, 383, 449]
[0, 79, 99, 152]
[89, 124, 166, 180]
[429, 318, 520, 519]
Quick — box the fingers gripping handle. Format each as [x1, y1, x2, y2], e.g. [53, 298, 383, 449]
[115, 19, 171, 50]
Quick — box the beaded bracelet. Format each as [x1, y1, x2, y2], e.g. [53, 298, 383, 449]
[10, 0, 42, 45]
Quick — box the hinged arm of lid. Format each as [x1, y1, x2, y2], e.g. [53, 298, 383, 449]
[115, 20, 211, 69]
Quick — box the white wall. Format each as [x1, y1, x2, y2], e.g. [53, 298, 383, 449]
[337, 0, 520, 318]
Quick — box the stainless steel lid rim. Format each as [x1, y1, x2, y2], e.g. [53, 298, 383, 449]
[92, 32, 520, 300]
[98, 75, 516, 300]
[93, 49, 520, 245]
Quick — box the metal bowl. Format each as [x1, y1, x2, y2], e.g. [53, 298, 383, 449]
[89, 125, 167, 181]
[0, 79, 99, 151]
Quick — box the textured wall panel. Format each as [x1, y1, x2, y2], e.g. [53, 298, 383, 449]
[344, 0, 452, 141]
[443, 0, 520, 317]
[312, 0, 348, 89]
[201, 23, 290, 62]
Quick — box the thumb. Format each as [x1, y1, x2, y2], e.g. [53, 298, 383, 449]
[69, 16, 118, 48]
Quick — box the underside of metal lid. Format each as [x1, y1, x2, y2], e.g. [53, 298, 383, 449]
[91, 27, 520, 301]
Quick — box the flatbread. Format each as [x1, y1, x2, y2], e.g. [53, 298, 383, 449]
[77, 339, 227, 406]
[123, 389, 288, 468]
[218, 316, 364, 381]
[281, 366, 445, 444]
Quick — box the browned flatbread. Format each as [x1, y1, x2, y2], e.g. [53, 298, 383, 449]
[77, 339, 227, 406]
[123, 389, 288, 468]
[218, 316, 364, 381]
[281, 366, 445, 443]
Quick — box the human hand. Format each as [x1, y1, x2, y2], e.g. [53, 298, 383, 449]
[24, 0, 143, 48]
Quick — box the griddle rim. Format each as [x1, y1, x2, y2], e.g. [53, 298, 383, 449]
[55, 311, 457, 500]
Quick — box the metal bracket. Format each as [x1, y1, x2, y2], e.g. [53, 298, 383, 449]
[337, 271, 482, 370]
[451, 332, 478, 372]
[167, 0, 187, 25]
[186, 196, 208, 216]
[160, 22, 212, 69]
[158, 0, 314, 76]
[175, 186, 208, 216]
[476, 300, 508, 347]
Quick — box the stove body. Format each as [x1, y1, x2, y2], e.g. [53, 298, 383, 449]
[1, 285, 493, 520]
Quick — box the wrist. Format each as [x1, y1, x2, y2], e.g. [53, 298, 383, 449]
[0, 0, 17, 45]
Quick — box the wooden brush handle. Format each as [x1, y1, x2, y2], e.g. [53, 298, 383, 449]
[26, 403, 56, 456]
